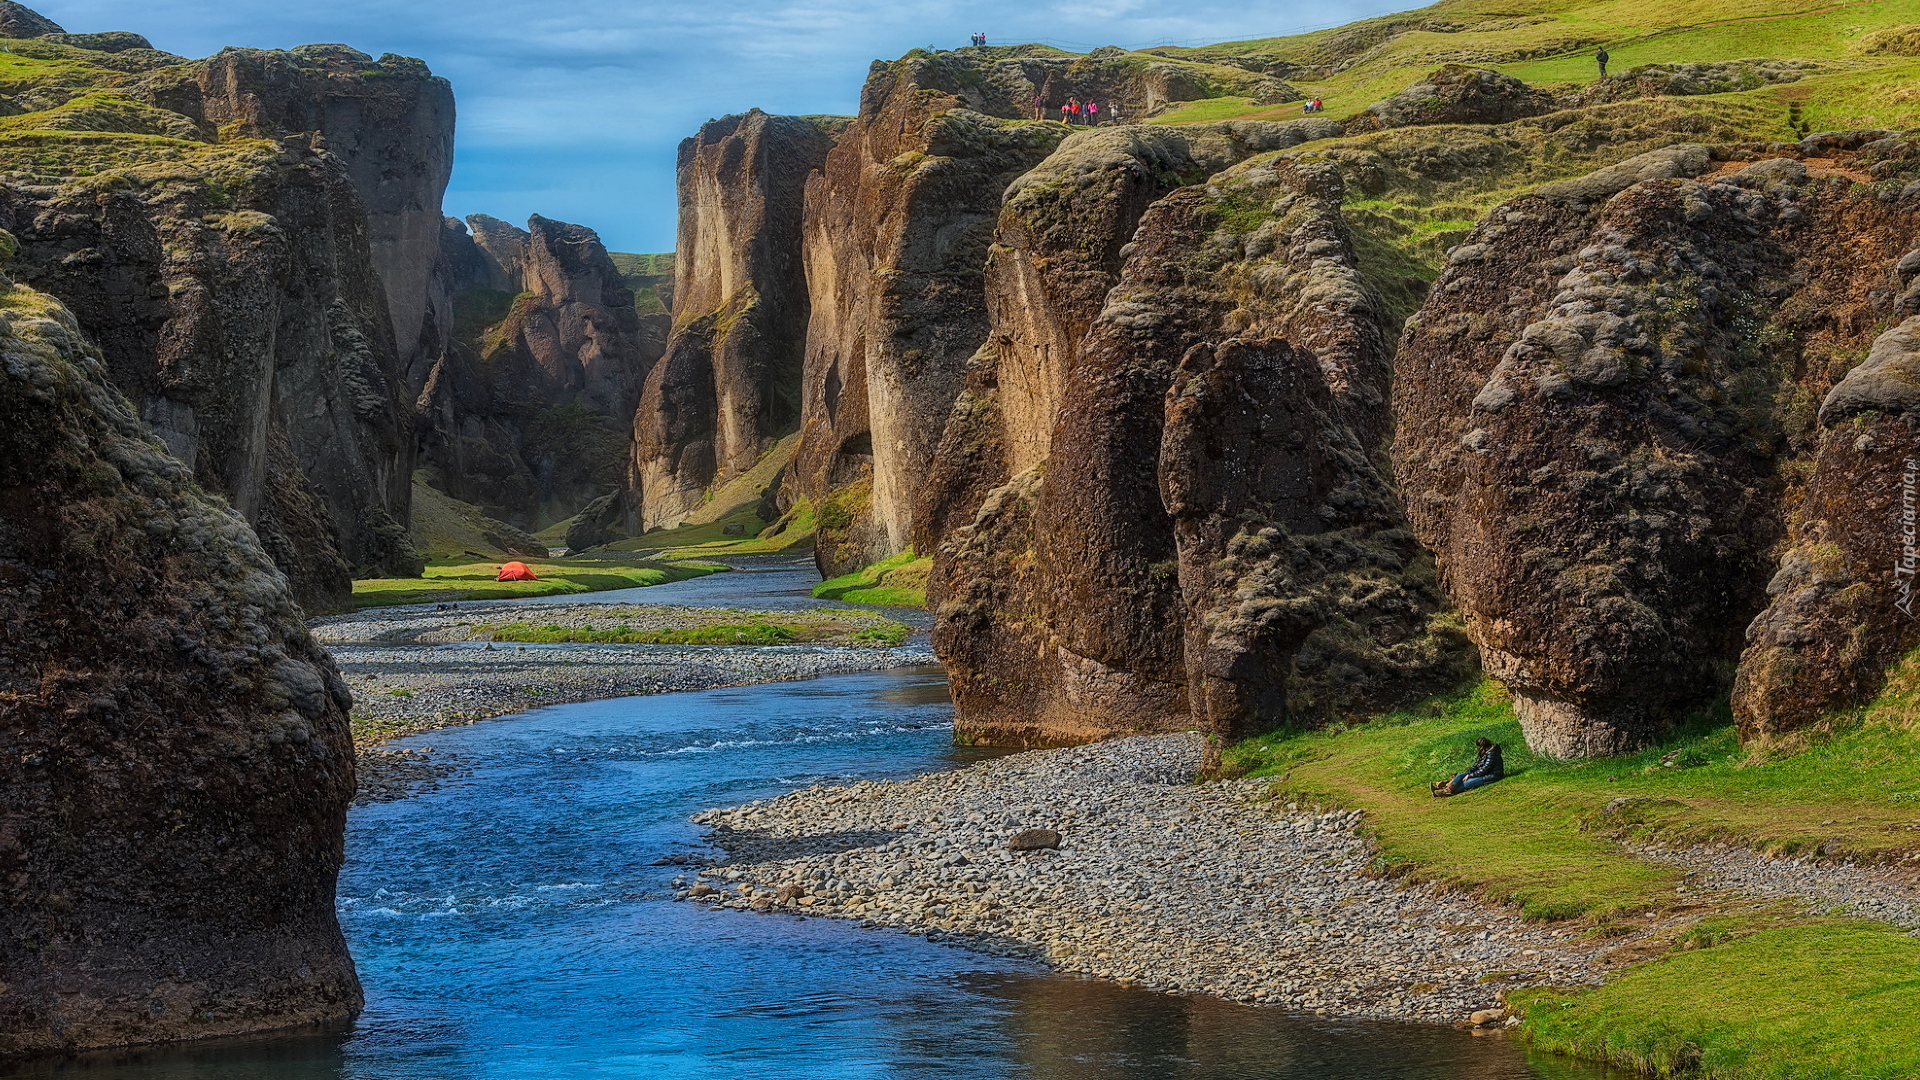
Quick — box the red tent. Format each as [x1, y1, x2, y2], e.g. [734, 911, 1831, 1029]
[497, 561, 539, 581]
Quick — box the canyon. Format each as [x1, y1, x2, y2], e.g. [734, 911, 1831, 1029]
[6, 0, 1920, 1065]
[641, 46, 1920, 760]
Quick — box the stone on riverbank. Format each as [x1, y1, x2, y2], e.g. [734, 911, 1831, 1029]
[687, 733, 1616, 1024]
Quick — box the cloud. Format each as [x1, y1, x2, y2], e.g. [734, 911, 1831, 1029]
[35, 0, 1384, 251]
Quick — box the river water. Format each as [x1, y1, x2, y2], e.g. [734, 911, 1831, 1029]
[5, 562, 1617, 1079]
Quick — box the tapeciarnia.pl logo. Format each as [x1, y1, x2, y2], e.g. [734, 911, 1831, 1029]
[1900, 457, 1918, 619]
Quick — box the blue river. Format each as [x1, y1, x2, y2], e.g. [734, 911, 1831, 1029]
[4, 564, 1620, 1079]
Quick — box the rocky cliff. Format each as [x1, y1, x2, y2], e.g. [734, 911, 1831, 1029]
[930, 140, 1470, 748]
[631, 110, 842, 531]
[418, 214, 665, 529]
[0, 25, 452, 611]
[0, 282, 360, 1055]
[1396, 135, 1920, 756]
[791, 54, 1070, 575]
[171, 44, 458, 388]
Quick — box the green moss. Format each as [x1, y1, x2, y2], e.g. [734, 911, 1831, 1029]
[813, 549, 931, 608]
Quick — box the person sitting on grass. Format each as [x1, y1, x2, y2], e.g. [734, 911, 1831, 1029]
[1432, 736, 1503, 797]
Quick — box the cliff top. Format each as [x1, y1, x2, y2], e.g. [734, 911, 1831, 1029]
[1142, 0, 1920, 131]
[0, 11, 443, 191]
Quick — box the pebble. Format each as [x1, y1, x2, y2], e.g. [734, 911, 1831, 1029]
[330, 639, 936, 744]
[1629, 841, 1920, 930]
[684, 733, 1617, 1024]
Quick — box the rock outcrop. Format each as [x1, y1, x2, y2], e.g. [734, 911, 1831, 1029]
[1396, 136, 1920, 756]
[1341, 65, 1555, 135]
[417, 215, 664, 528]
[933, 148, 1469, 748]
[0, 0, 60, 37]
[791, 53, 1069, 576]
[0, 282, 361, 1055]
[0, 36, 453, 612]
[632, 110, 842, 530]
[916, 119, 1343, 550]
[176, 45, 458, 388]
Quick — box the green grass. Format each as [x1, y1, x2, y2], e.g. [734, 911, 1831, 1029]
[1515, 919, 1920, 1079]
[813, 549, 931, 607]
[606, 502, 816, 558]
[1143, 0, 1920, 134]
[1223, 650, 1920, 1077]
[350, 557, 720, 608]
[461, 605, 911, 647]
[478, 621, 802, 646]
[1226, 656, 1920, 920]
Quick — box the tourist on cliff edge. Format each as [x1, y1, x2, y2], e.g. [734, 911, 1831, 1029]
[1432, 737, 1504, 797]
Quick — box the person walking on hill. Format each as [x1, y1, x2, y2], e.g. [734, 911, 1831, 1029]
[1033, 92, 1045, 121]
[1086, 99, 1100, 124]
[1596, 47, 1610, 78]
[1061, 98, 1075, 124]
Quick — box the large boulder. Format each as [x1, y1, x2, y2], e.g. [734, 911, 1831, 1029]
[0, 283, 361, 1055]
[1396, 136, 1920, 756]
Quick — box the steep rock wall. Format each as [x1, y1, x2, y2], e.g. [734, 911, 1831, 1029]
[0, 134, 421, 612]
[418, 215, 664, 528]
[792, 53, 1067, 576]
[935, 152, 1469, 747]
[632, 110, 842, 529]
[0, 283, 360, 1055]
[157, 45, 457, 389]
[1396, 136, 1920, 757]
[916, 119, 1343, 550]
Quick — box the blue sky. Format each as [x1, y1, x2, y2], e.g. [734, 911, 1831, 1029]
[41, 0, 1391, 252]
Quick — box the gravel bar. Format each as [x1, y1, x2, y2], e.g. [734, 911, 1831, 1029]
[1632, 841, 1920, 930]
[336, 640, 937, 737]
[684, 733, 1620, 1023]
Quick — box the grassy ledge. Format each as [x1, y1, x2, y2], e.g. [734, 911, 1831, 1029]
[350, 556, 720, 608]
[813, 549, 931, 607]
[1223, 650, 1920, 1077]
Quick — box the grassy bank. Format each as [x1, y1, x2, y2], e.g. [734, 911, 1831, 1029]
[1222, 652, 1920, 1077]
[466, 607, 910, 647]
[352, 556, 720, 608]
[813, 550, 931, 607]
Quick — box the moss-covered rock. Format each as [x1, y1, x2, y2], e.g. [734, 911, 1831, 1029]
[0, 282, 360, 1055]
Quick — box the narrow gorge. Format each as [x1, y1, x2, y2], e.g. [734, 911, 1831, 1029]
[5, 0, 1920, 1074]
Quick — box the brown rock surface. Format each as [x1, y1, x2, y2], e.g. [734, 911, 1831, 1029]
[1396, 136, 1920, 756]
[178, 45, 457, 387]
[1341, 65, 1555, 135]
[0, 1, 60, 38]
[633, 110, 843, 530]
[1, 125, 425, 612]
[937, 152, 1467, 747]
[418, 215, 664, 528]
[791, 52, 1068, 575]
[916, 119, 1343, 550]
[0, 283, 361, 1056]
